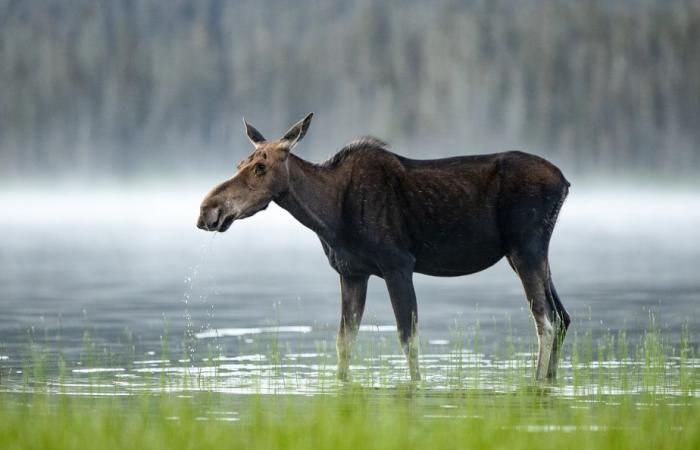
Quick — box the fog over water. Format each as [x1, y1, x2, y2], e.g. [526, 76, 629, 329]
[1, 185, 698, 368]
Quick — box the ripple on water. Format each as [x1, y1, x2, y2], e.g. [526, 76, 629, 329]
[195, 326, 312, 339]
[2, 346, 699, 401]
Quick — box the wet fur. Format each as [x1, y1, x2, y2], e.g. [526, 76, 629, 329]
[291, 140, 570, 280]
[276, 139, 570, 382]
[200, 120, 571, 382]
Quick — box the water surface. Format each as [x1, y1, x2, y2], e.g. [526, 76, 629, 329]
[1, 186, 698, 395]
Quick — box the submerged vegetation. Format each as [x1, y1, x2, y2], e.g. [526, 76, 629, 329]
[1, 322, 698, 449]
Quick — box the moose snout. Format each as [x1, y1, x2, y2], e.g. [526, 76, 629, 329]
[197, 206, 221, 231]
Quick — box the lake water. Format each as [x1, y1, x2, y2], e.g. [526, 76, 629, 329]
[1, 185, 699, 394]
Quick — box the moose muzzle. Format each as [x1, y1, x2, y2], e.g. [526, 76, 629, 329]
[197, 206, 222, 231]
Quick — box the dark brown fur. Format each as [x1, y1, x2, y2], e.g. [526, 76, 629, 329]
[198, 115, 570, 382]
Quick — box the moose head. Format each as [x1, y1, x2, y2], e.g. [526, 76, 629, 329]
[197, 113, 313, 232]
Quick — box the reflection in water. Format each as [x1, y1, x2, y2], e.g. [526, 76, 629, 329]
[2, 342, 698, 400]
[195, 326, 313, 339]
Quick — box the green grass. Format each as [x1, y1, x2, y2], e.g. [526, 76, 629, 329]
[1, 323, 699, 449]
[0, 390, 699, 450]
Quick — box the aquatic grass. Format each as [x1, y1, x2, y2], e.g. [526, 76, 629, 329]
[8, 318, 700, 397]
[315, 339, 331, 391]
[2, 318, 699, 450]
[447, 319, 467, 390]
[678, 324, 698, 396]
[1, 389, 699, 450]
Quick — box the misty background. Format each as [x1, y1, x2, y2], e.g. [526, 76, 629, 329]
[1, 0, 699, 181]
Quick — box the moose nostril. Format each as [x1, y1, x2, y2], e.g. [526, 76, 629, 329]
[197, 206, 221, 230]
[206, 207, 221, 228]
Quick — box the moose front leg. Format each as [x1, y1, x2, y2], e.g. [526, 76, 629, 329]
[384, 270, 421, 381]
[336, 274, 369, 381]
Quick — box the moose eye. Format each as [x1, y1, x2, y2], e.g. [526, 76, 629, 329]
[254, 163, 266, 175]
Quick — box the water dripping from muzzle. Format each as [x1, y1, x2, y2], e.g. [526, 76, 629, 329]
[182, 232, 218, 365]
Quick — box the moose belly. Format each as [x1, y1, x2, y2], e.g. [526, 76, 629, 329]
[413, 233, 505, 277]
[320, 239, 381, 276]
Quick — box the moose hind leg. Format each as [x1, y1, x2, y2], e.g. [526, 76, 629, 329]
[547, 278, 570, 379]
[384, 270, 421, 381]
[336, 274, 369, 381]
[510, 255, 557, 381]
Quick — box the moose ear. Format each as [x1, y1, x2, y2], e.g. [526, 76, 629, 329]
[281, 113, 313, 149]
[243, 118, 266, 147]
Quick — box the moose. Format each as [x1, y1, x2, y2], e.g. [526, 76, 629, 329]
[197, 114, 570, 382]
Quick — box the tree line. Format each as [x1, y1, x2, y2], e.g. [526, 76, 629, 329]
[0, 0, 698, 178]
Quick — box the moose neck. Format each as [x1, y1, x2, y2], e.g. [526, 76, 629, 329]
[274, 154, 344, 243]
